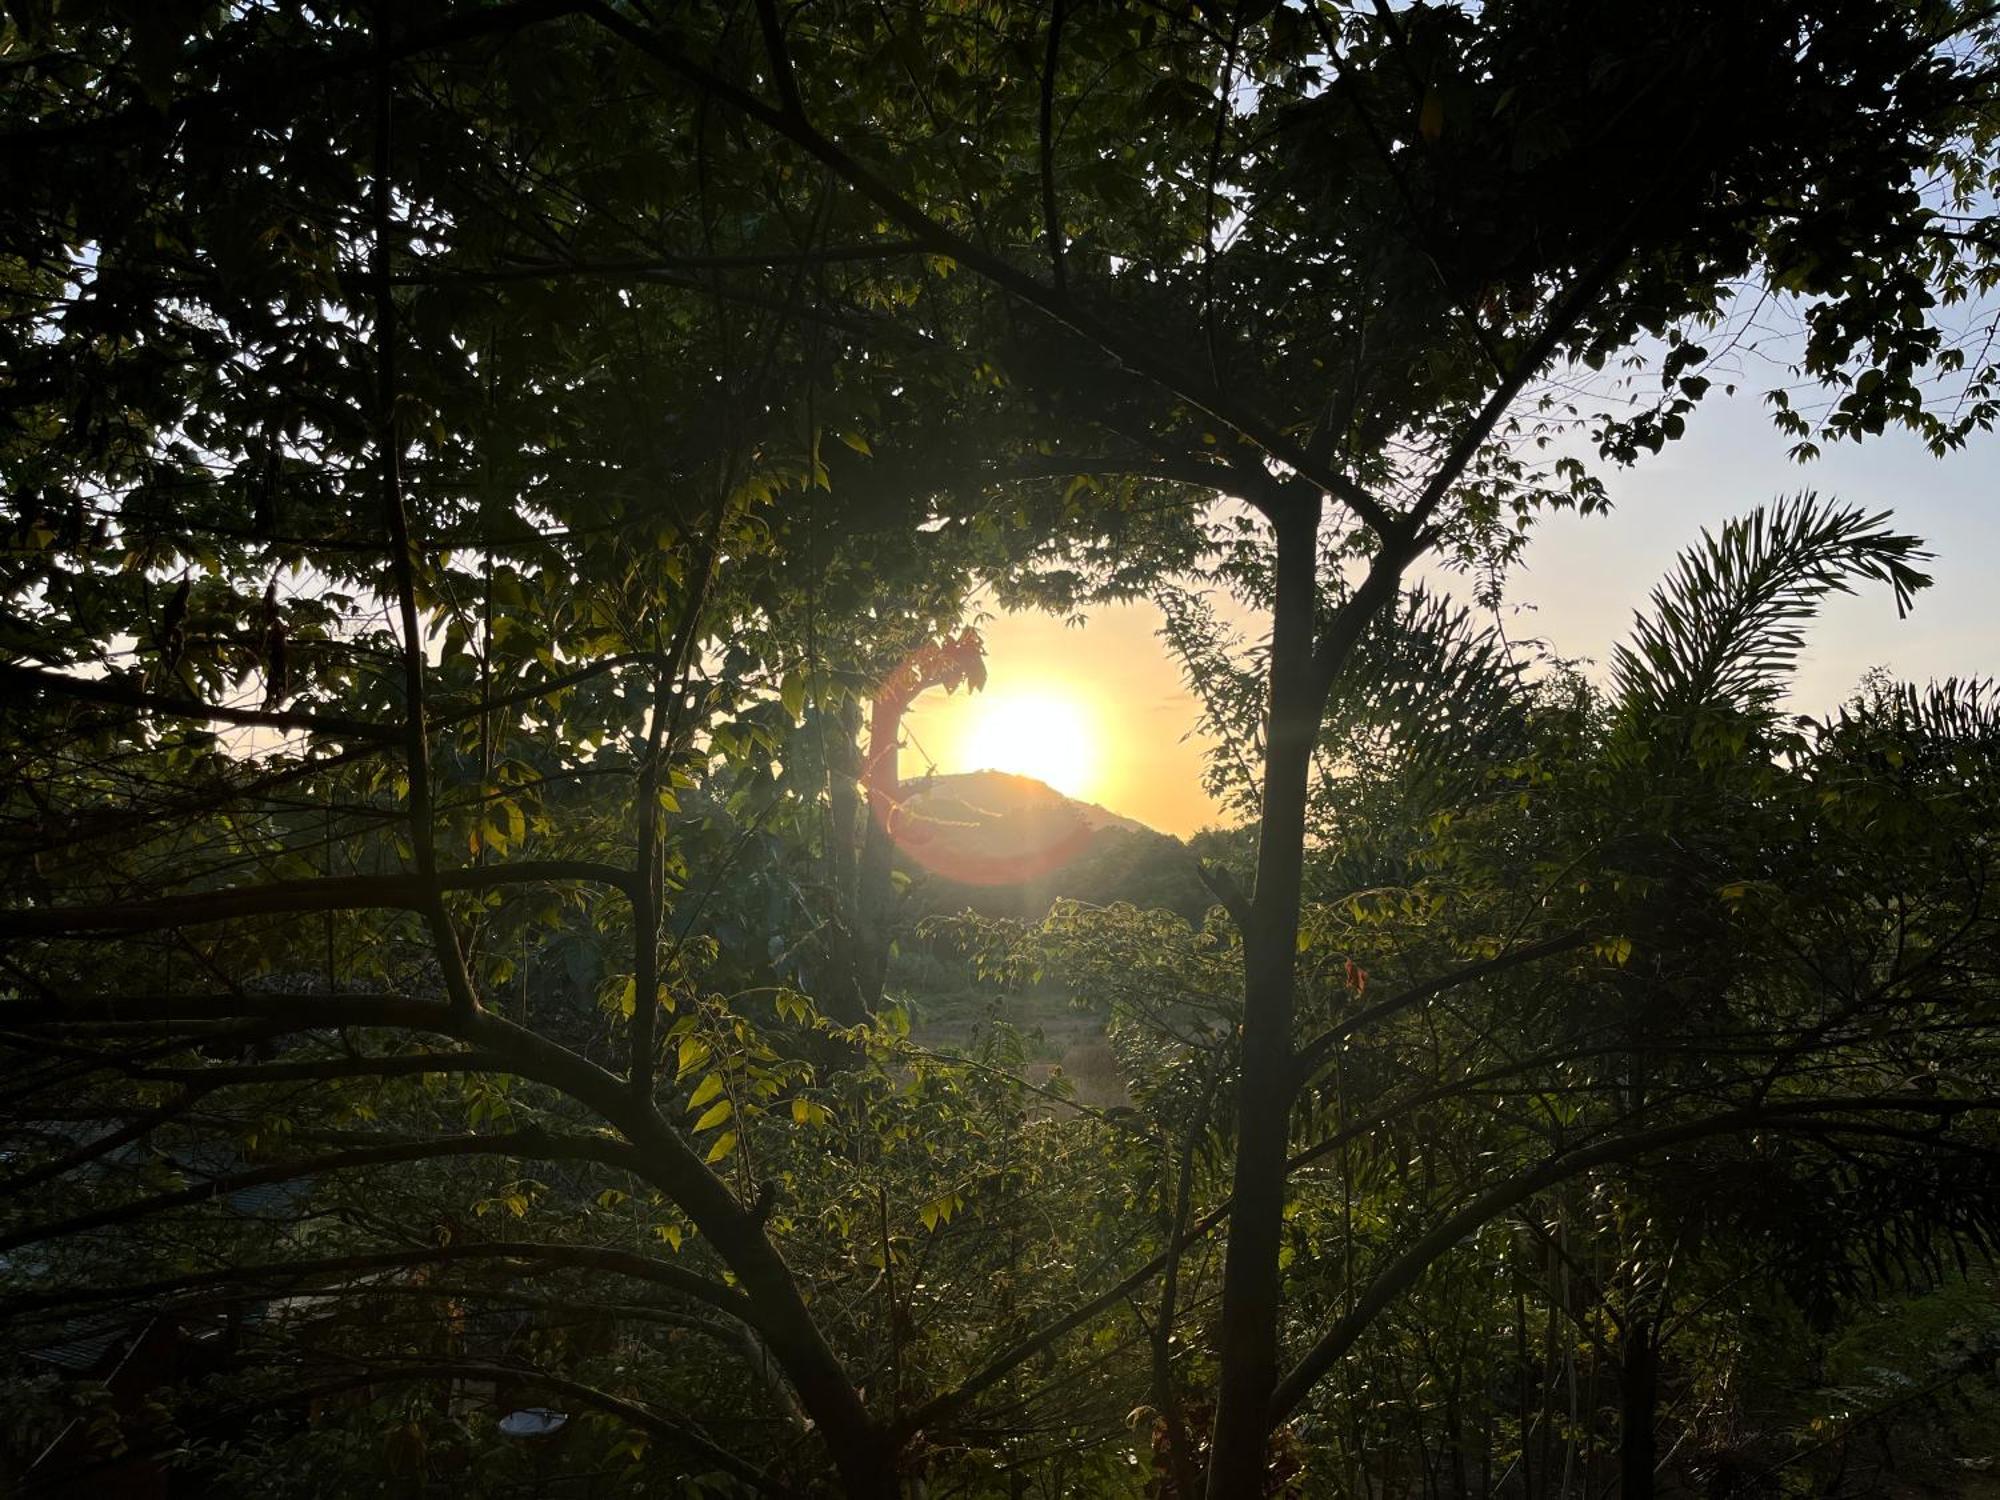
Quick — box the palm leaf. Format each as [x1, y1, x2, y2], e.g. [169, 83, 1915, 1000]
[1613, 493, 1931, 719]
[1326, 584, 1532, 795]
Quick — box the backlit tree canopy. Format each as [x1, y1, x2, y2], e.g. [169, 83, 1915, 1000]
[4, 3, 2000, 1495]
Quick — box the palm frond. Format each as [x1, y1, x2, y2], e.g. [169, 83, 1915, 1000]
[1819, 675, 2000, 787]
[1886, 676, 2000, 747]
[1613, 493, 1931, 719]
[1326, 585, 1532, 793]
[1159, 585, 1268, 816]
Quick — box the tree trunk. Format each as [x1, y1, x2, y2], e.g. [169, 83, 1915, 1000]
[833, 1440, 903, 1500]
[1620, 1322, 1660, 1500]
[1204, 504, 1321, 1497]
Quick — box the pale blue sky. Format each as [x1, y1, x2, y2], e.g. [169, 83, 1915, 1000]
[1507, 393, 1998, 715]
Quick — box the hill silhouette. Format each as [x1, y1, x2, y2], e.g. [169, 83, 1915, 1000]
[891, 770, 1210, 923]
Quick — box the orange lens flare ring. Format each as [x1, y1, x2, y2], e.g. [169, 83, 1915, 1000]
[871, 642, 1101, 886]
[869, 782, 1094, 888]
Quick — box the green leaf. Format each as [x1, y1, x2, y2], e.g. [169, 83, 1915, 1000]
[1595, 935, 1634, 966]
[693, 1098, 733, 1132]
[689, 1072, 725, 1109]
[1418, 85, 1444, 141]
[677, 1036, 712, 1077]
[919, 1192, 963, 1231]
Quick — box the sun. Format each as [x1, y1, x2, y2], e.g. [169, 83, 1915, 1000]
[958, 688, 1102, 800]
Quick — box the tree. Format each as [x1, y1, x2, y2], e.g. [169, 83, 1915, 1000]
[4, 2, 2000, 1495]
[1017, 497, 2000, 1491]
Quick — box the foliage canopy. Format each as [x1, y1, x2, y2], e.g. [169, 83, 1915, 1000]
[4, 1, 2000, 1495]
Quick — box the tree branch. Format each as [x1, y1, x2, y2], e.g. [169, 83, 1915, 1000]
[583, 2, 1398, 538]
[1293, 931, 1593, 1080]
[1040, 0, 1068, 293]
[1270, 1095, 2000, 1419]
[0, 1127, 639, 1256]
[372, 14, 483, 1025]
[0, 1239, 755, 1330]
[324, 1359, 784, 1494]
[1196, 859, 1253, 929]
[0, 1087, 205, 1197]
[0, 662, 394, 742]
[631, 488, 730, 1098]
[0, 0, 588, 157]
[398, 240, 927, 283]
[0, 861, 635, 939]
[899, 1199, 1232, 1439]
[131, 1049, 511, 1087]
[753, 0, 806, 120]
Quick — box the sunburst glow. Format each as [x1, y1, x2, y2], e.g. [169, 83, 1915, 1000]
[957, 688, 1102, 801]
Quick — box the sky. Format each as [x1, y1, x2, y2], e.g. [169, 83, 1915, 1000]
[902, 391, 1997, 837]
[898, 600, 1222, 835]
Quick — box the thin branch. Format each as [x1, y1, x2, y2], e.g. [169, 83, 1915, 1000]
[0, 1088, 205, 1197]
[373, 12, 481, 1025]
[325, 1359, 785, 1494]
[584, 2, 1398, 538]
[0, 662, 394, 742]
[753, 0, 806, 120]
[897, 1199, 1232, 1439]
[631, 488, 730, 1098]
[0, 861, 635, 939]
[0, 0, 587, 158]
[1404, 223, 1640, 539]
[434, 653, 643, 725]
[0, 1127, 638, 1256]
[1196, 859, 1253, 929]
[131, 1049, 511, 1087]
[1293, 931, 1593, 1079]
[398, 241, 927, 283]
[0, 1236, 753, 1328]
[1270, 1096, 2000, 1419]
